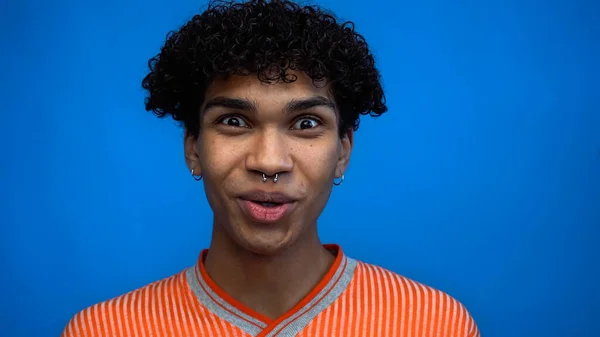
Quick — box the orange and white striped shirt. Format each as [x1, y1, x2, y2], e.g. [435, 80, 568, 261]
[61, 245, 480, 336]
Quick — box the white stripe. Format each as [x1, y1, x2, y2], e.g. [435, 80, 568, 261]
[399, 278, 407, 336]
[436, 289, 444, 337]
[95, 302, 103, 333]
[338, 278, 348, 337]
[457, 302, 465, 336]
[367, 265, 376, 337]
[442, 296, 452, 335]
[406, 279, 416, 337]
[167, 277, 178, 336]
[177, 277, 195, 336]
[129, 291, 140, 336]
[417, 284, 428, 337]
[200, 309, 214, 337]
[182, 283, 202, 337]
[449, 297, 458, 336]
[351, 270, 359, 335]
[322, 286, 331, 334]
[390, 273, 398, 337]
[106, 299, 116, 336]
[122, 294, 132, 337]
[412, 280, 423, 337]
[346, 271, 356, 336]
[156, 282, 169, 336]
[168, 277, 183, 337]
[446, 301, 458, 333]
[63, 316, 74, 337]
[374, 267, 384, 337]
[79, 308, 92, 333]
[137, 289, 147, 337]
[425, 287, 435, 336]
[467, 307, 474, 336]
[218, 312, 232, 337]
[329, 291, 339, 335]
[149, 283, 162, 336]
[72, 311, 82, 337]
[113, 296, 124, 337]
[460, 307, 468, 333]
[380, 270, 391, 337]
[315, 305, 325, 333]
[206, 304, 226, 336]
[357, 265, 366, 336]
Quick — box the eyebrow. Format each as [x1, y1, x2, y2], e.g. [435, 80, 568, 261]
[202, 95, 336, 115]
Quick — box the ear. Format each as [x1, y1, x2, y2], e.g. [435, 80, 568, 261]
[184, 129, 201, 174]
[336, 128, 354, 177]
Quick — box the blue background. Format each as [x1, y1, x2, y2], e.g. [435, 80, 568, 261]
[1, 0, 598, 336]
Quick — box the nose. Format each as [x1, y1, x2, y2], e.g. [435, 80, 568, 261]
[245, 129, 294, 178]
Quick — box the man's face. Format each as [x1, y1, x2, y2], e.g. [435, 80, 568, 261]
[185, 71, 353, 255]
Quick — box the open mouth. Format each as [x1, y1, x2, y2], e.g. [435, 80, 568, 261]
[237, 191, 297, 223]
[254, 201, 281, 207]
[238, 199, 294, 223]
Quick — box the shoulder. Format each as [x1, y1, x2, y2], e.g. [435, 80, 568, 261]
[60, 269, 188, 337]
[350, 260, 480, 337]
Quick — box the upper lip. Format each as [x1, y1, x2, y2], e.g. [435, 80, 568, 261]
[239, 190, 296, 203]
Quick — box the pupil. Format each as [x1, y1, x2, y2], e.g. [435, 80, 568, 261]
[300, 120, 312, 129]
[228, 118, 240, 127]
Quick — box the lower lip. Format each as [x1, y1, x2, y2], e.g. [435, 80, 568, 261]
[239, 200, 293, 223]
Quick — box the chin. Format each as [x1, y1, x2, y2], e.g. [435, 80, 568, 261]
[234, 224, 299, 256]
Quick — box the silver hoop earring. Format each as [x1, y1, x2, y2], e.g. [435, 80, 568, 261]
[191, 168, 203, 181]
[262, 173, 268, 182]
[333, 174, 344, 186]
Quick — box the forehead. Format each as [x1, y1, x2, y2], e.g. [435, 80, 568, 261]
[204, 71, 333, 103]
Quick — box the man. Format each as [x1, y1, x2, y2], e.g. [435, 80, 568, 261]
[61, 0, 480, 336]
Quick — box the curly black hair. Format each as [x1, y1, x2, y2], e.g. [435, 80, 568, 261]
[142, 0, 387, 137]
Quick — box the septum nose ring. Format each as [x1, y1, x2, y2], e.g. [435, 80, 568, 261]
[262, 173, 279, 183]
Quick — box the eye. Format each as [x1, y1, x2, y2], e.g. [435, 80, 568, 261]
[219, 116, 248, 128]
[292, 117, 320, 130]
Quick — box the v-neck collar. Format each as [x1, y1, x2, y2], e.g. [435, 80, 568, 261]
[185, 244, 357, 336]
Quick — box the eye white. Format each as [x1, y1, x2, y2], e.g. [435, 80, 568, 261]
[221, 116, 248, 127]
[293, 118, 319, 130]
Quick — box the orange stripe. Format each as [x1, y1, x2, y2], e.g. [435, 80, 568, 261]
[165, 277, 178, 336]
[337, 277, 347, 337]
[90, 305, 99, 336]
[458, 303, 466, 336]
[184, 279, 209, 335]
[375, 267, 386, 337]
[365, 264, 375, 335]
[388, 270, 398, 337]
[425, 285, 434, 335]
[331, 285, 340, 335]
[448, 295, 457, 335]
[405, 277, 415, 336]
[175, 277, 191, 335]
[417, 281, 426, 336]
[455, 300, 465, 333]
[348, 270, 359, 336]
[107, 298, 116, 337]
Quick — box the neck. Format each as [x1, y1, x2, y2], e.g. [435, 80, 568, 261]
[203, 223, 335, 320]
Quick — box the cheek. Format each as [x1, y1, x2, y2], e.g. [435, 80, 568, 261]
[297, 142, 339, 182]
[199, 135, 243, 180]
